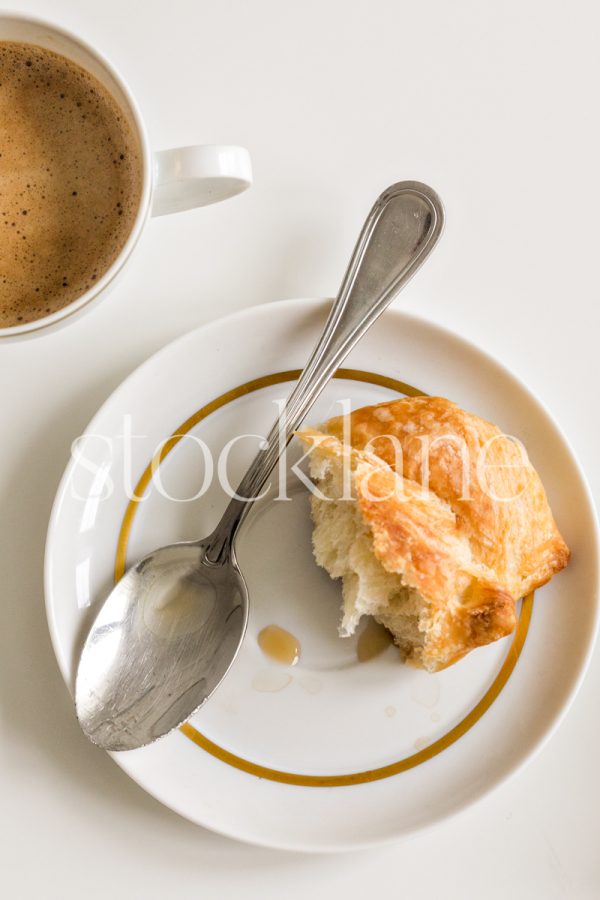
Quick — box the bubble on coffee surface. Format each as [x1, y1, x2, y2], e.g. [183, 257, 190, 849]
[0, 42, 142, 327]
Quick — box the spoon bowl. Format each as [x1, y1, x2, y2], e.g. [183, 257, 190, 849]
[76, 541, 247, 750]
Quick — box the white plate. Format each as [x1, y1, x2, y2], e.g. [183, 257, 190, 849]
[45, 298, 599, 851]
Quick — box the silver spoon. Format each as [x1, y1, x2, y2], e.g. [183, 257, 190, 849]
[76, 180, 444, 751]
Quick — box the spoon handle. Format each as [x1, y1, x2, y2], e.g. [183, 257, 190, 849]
[206, 180, 444, 562]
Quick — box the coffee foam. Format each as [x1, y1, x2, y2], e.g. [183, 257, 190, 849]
[0, 41, 142, 327]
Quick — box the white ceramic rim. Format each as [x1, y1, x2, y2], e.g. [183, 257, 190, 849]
[0, 11, 153, 339]
[44, 299, 600, 850]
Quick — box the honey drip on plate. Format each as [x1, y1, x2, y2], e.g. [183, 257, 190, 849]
[258, 625, 301, 666]
[357, 618, 393, 662]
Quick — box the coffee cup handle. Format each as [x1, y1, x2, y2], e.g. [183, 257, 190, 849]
[151, 145, 252, 217]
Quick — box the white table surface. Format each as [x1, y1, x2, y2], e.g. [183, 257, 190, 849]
[2, 0, 599, 896]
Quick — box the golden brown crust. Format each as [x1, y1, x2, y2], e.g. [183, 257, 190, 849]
[322, 396, 570, 600]
[297, 397, 569, 671]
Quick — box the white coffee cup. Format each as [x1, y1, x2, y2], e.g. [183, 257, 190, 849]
[0, 13, 253, 340]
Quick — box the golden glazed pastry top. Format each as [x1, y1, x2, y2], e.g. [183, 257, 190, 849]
[322, 396, 570, 602]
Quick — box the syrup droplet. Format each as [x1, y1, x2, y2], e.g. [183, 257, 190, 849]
[298, 674, 322, 695]
[357, 618, 393, 662]
[258, 625, 301, 666]
[251, 669, 292, 693]
[410, 677, 440, 709]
